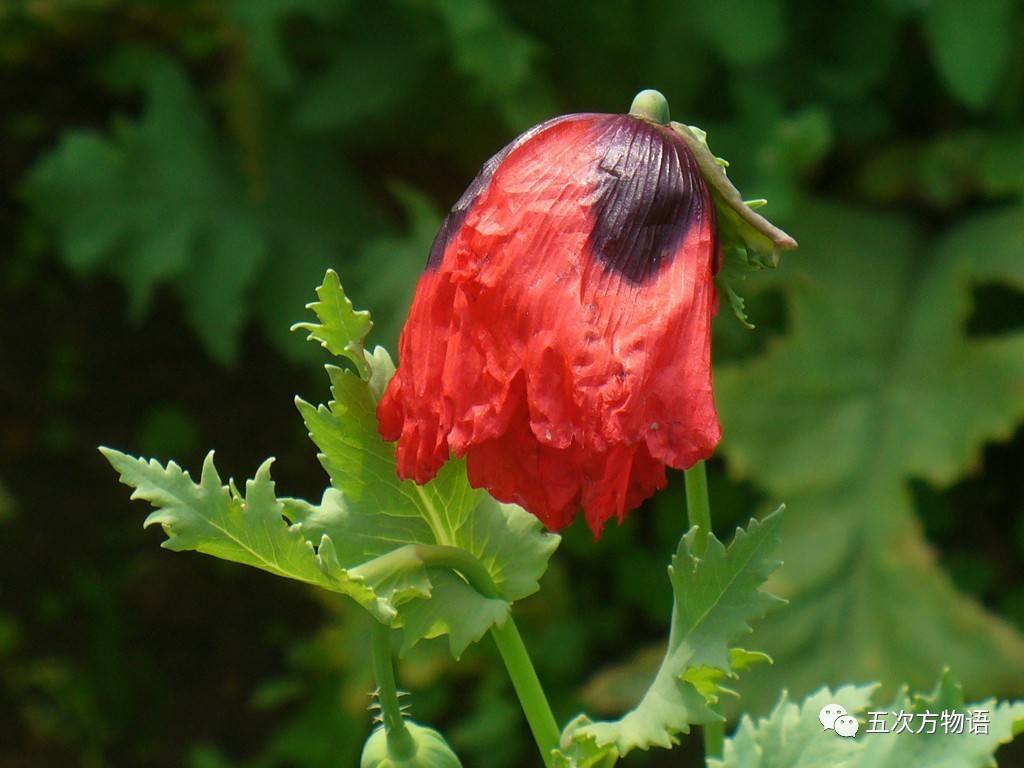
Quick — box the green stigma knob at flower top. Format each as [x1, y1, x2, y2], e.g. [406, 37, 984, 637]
[628, 88, 671, 124]
[360, 721, 462, 768]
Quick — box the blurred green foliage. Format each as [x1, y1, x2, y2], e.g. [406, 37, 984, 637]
[2, 0, 1024, 766]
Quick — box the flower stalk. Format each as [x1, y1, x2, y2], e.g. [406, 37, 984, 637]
[684, 460, 724, 762]
[370, 621, 416, 760]
[372, 544, 560, 766]
[490, 619, 561, 768]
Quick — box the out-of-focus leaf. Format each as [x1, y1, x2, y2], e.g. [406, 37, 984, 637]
[922, 0, 1016, 109]
[686, 0, 785, 66]
[860, 132, 1024, 208]
[0, 478, 14, 522]
[24, 56, 379, 364]
[712, 672, 1024, 768]
[24, 59, 265, 362]
[291, 17, 423, 131]
[846, 671, 1024, 768]
[712, 684, 874, 768]
[229, 0, 349, 89]
[351, 185, 441, 352]
[416, 0, 552, 127]
[717, 201, 1024, 712]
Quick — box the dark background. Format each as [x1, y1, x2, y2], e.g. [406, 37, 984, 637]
[2, 1, 1023, 766]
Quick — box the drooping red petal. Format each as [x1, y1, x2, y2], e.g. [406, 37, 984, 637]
[377, 112, 721, 537]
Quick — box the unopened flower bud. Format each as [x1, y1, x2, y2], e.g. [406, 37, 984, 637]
[360, 721, 462, 768]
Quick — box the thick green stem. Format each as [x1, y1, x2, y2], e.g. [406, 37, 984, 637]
[395, 544, 559, 766]
[491, 618, 561, 767]
[370, 620, 416, 759]
[684, 461, 724, 763]
[684, 460, 712, 558]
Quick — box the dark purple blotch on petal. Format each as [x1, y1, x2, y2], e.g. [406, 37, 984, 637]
[587, 116, 708, 283]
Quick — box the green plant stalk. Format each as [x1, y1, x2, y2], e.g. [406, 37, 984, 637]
[684, 460, 724, 762]
[370, 620, 417, 760]
[491, 618, 561, 768]
[411, 544, 560, 767]
[684, 461, 712, 558]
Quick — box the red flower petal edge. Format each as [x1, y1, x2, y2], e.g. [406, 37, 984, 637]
[378, 112, 721, 538]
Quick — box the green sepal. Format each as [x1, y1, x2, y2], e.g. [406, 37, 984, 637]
[671, 122, 797, 327]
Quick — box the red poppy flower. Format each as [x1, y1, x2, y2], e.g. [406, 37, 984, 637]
[377, 108, 721, 537]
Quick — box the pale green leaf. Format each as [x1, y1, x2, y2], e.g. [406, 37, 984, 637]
[710, 684, 877, 768]
[108, 270, 559, 658]
[717, 201, 1024, 712]
[682, 649, 773, 706]
[551, 717, 619, 768]
[100, 448, 391, 621]
[291, 269, 372, 377]
[293, 356, 559, 655]
[571, 510, 784, 756]
[712, 673, 1024, 768]
[396, 569, 509, 656]
[281, 275, 558, 655]
[846, 671, 1024, 768]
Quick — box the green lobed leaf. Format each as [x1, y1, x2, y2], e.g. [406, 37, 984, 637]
[711, 684, 875, 768]
[24, 54, 381, 365]
[845, 670, 1024, 768]
[681, 649, 773, 707]
[23, 57, 266, 363]
[291, 273, 558, 656]
[99, 448, 391, 621]
[711, 673, 1024, 768]
[567, 510, 785, 757]
[105, 273, 558, 658]
[292, 354, 559, 656]
[291, 269, 372, 377]
[717, 201, 1024, 712]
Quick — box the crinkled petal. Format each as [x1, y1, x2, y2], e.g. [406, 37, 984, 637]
[378, 112, 721, 537]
